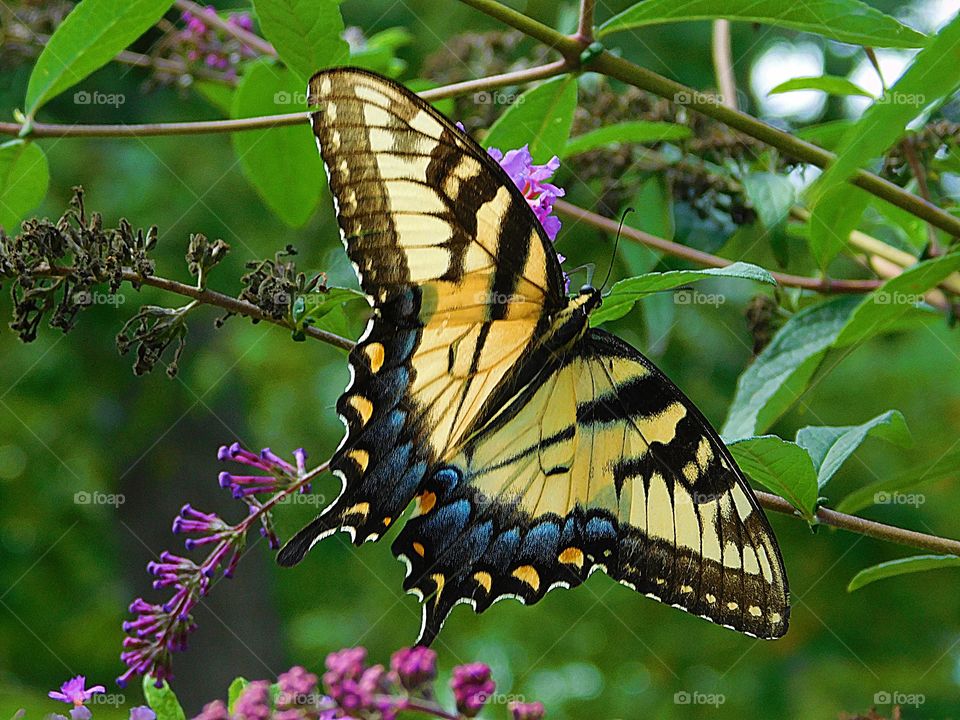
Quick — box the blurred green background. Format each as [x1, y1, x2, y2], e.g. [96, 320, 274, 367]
[2, 0, 960, 718]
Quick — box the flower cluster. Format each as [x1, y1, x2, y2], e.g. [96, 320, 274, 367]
[177, 7, 259, 79]
[118, 444, 316, 687]
[47, 676, 155, 720]
[190, 647, 545, 720]
[488, 146, 565, 242]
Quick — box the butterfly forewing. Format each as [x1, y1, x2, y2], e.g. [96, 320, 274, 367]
[278, 68, 564, 562]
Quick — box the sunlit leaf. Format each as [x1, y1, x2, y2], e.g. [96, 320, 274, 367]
[591, 262, 775, 326]
[796, 410, 912, 490]
[562, 122, 691, 157]
[483, 76, 578, 163]
[143, 676, 186, 720]
[728, 436, 819, 520]
[599, 0, 927, 48]
[848, 555, 960, 592]
[769, 76, 873, 98]
[231, 62, 325, 227]
[0, 140, 49, 232]
[253, 0, 349, 83]
[25, 0, 175, 117]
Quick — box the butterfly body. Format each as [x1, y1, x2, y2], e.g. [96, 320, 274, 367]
[278, 68, 790, 645]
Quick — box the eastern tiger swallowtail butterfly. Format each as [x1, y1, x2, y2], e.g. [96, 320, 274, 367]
[277, 67, 790, 644]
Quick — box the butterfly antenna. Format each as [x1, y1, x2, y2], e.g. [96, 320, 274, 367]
[600, 207, 635, 293]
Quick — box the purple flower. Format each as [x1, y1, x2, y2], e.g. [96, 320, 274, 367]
[509, 700, 546, 720]
[192, 700, 229, 720]
[234, 680, 271, 720]
[49, 677, 105, 707]
[70, 708, 92, 720]
[277, 666, 319, 705]
[129, 708, 157, 720]
[389, 646, 437, 692]
[217, 443, 309, 499]
[450, 663, 495, 718]
[487, 145, 565, 241]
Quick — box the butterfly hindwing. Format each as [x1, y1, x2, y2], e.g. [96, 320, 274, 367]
[393, 328, 789, 642]
[278, 68, 565, 563]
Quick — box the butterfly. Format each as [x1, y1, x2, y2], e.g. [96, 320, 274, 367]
[277, 67, 790, 644]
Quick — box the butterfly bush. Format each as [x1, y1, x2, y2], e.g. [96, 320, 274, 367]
[487, 146, 565, 243]
[178, 7, 258, 78]
[46, 676, 155, 720]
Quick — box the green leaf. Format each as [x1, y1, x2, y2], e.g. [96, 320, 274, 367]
[143, 676, 186, 720]
[227, 678, 249, 714]
[483, 76, 578, 163]
[231, 62, 325, 227]
[591, 261, 775, 326]
[836, 445, 960, 514]
[194, 81, 234, 115]
[562, 121, 692, 157]
[796, 410, 912, 490]
[722, 295, 861, 440]
[848, 555, 960, 592]
[348, 27, 413, 78]
[808, 12, 960, 261]
[292, 286, 366, 340]
[742, 172, 796, 230]
[25, 0, 175, 117]
[796, 120, 856, 151]
[833, 252, 960, 347]
[599, 0, 927, 48]
[728, 436, 819, 520]
[252, 0, 349, 83]
[769, 75, 874, 98]
[807, 184, 870, 269]
[0, 140, 49, 232]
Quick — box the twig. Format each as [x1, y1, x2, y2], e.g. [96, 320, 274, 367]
[900, 136, 942, 255]
[756, 491, 960, 556]
[0, 61, 569, 139]
[455, 0, 960, 240]
[554, 199, 882, 294]
[711, 20, 738, 111]
[574, 0, 596, 45]
[40, 265, 354, 351]
[173, 0, 276, 57]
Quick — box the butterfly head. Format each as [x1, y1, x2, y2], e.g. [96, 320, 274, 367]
[578, 284, 602, 315]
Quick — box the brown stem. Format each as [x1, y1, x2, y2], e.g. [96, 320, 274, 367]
[0, 62, 569, 139]
[574, 0, 596, 44]
[172, 0, 276, 57]
[711, 20, 738, 111]
[900, 136, 941, 255]
[554, 200, 882, 294]
[756, 491, 960, 556]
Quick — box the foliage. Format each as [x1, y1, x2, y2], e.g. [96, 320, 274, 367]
[2, 1, 960, 719]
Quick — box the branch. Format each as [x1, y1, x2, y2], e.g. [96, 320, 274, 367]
[554, 200, 882, 294]
[711, 20, 738, 110]
[456, 0, 960, 240]
[173, 0, 276, 57]
[756, 491, 960, 556]
[575, 0, 596, 45]
[0, 61, 570, 139]
[41, 265, 354, 351]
